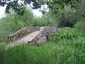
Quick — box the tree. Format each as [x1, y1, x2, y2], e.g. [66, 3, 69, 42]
[6, 0, 25, 15]
[0, 0, 47, 14]
[0, 0, 81, 14]
[0, 0, 25, 15]
[47, 0, 80, 13]
[23, 0, 46, 9]
[0, 0, 47, 15]
[0, 0, 7, 6]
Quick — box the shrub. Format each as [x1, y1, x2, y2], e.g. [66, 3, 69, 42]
[74, 19, 85, 30]
[51, 27, 77, 41]
[51, 27, 85, 42]
[0, 8, 33, 36]
[57, 9, 79, 27]
[31, 12, 57, 26]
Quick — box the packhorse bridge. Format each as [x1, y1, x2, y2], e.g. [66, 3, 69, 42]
[7, 26, 58, 46]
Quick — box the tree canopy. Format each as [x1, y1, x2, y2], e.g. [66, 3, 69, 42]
[47, 0, 80, 13]
[0, 0, 82, 14]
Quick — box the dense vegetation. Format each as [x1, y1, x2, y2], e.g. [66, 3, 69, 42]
[0, 7, 57, 42]
[0, 0, 85, 64]
[0, 27, 85, 64]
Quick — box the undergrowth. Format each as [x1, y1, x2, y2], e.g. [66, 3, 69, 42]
[0, 27, 85, 64]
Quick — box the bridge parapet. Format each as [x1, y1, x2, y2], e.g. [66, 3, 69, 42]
[8, 27, 40, 42]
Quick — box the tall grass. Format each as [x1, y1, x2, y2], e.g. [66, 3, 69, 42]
[0, 41, 85, 64]
[0, 43, 57, 64]
[0, 27, 85, 64]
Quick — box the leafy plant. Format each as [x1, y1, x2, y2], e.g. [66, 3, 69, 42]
[51, 27, 85, 42]
[74, 19, 85, 30]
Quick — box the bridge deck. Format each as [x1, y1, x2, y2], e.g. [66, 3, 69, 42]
[13, 31, 40, 43]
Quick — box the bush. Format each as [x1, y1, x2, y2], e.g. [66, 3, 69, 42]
[32, 12, 57, 26]
[51, 27, 85, 42]
[51, 27, 77, 41]
[74, 19, 85, 30]
[57, 8, 79, 27]
[0, 8, 33, 36]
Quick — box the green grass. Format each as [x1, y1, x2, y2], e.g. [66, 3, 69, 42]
[1, 27, 85, 64]
[0, 43, 57, 64]
[0, 27, 85, 64]
[0, 41, 85, 64]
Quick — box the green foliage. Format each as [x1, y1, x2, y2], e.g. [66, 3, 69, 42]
[47, 0, 80, 13]
[51, 27, 85, 42]
[6, 1, 25, 15]
[0, 42, 5, 48]
[0, 8, 33, 36]
[23, 0, 47, 9]
[74, 19, 85, 30]
[0, 28, 85, 64]
[57, 0, 85, 27]
[46, 0, 85, 28]
[32, 12, 57, 26]
[50, 27, 85, 64]
[76, 0, 85, 19]
[57, 11, 78, 27]
[51, 27, 76, 41]
[0, 44, 57, 64]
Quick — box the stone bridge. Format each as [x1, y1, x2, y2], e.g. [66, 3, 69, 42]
[8, 26, 58, 44]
